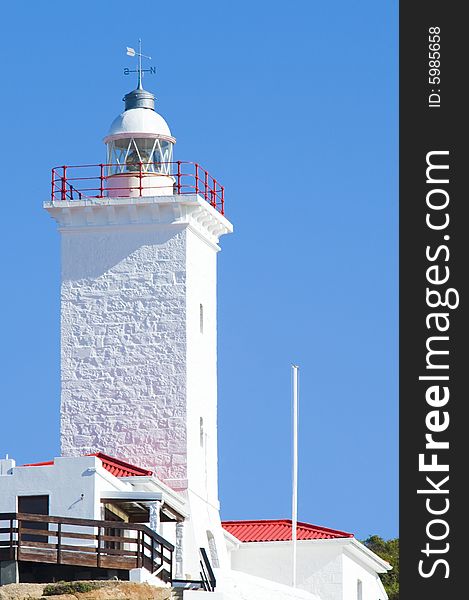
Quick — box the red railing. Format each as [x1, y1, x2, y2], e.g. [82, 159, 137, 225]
[51, 161, 225, 215]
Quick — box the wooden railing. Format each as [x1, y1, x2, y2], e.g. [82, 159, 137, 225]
[0, 513, 174, 582]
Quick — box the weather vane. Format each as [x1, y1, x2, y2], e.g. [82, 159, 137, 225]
[124, 39, 156, 89]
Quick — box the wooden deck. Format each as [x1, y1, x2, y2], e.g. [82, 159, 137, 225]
[0, 512, 174, 582]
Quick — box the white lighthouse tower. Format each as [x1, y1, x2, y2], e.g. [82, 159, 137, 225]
[44, 52, 232, 575]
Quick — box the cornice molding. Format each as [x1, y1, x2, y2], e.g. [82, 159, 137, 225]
[44, 194, 233, 245]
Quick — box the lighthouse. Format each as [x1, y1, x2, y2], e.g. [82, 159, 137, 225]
[44, 51, 232, 574]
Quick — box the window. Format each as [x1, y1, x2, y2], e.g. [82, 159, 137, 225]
[357, 579, 363, 600]
[206, 531, 220, 568]
[199, 303, 204, 334]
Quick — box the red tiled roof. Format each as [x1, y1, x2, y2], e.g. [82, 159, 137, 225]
[222, 519, 354, 542]
[21, 452, 153, 478]
[89, 453, 153, 477]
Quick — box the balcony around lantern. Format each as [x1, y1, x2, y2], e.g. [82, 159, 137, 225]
[50, 161, 225, 215]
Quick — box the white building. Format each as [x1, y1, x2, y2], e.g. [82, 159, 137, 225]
[0, 455, 390, 599]
[223, 520, 390, 600]
[0, 59, 391, 599]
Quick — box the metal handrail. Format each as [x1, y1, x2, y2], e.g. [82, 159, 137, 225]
[172, 547, 216, 593]
[50, 161, 225, 215]
[200, 547, 216, 591]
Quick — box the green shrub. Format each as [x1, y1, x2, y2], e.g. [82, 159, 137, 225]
[42, 581, 101, 596]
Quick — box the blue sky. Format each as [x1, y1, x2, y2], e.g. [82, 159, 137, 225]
[0, 1, 398, 539]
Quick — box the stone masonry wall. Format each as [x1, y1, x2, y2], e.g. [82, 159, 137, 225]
[60, 224, 188, 486]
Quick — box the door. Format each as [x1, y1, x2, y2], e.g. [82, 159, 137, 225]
[18, 495, 49, 543]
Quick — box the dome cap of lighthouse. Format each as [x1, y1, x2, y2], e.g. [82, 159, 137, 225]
[105, 104, 175, 143]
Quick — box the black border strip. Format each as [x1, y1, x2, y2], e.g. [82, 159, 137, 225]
[400, 3, 465, 597]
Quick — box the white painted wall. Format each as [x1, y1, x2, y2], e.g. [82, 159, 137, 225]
[183, 227, 230, 575]
[228, 539, 389, 600]
[229, 540, 342, 600]
[341, 551, 388, 600]
[185, 228, 218, 509]
[0, 455, 130, 548]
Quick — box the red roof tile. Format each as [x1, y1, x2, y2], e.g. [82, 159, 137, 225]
[222, 519, 354, 542]
[21, 453, 153, 478]
[88, 453, 153, 477]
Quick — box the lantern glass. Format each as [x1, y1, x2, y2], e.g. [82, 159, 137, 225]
[107, 138, 173, 175]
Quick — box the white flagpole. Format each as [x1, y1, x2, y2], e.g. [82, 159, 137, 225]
[292, 364, 299, 588]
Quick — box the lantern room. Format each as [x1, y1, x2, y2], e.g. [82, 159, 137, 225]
[103, 85, 176, 197]
[49, 45, 225, 214]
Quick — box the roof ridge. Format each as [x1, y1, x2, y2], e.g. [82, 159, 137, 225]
[221, 519, 354, 542]
[20, 454, 153, 478]
[222, 519, 292, 524]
